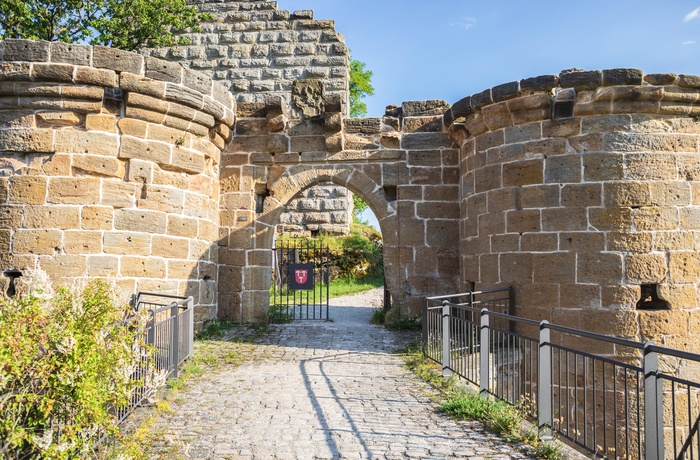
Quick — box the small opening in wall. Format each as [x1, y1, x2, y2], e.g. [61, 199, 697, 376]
[310, 230, 320, 238]
[255, 187, 270, 214]
[384, 186, 397, 202]
[636, 284, 671, 310]
[3, 269, 22, 298]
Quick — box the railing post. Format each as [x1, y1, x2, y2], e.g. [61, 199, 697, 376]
[146, 311, 155, 346]
[170, 301, 179, 379]
[538, 321, 552, 439]
[442, 301, 451, 378]
[480, 308, 489, 394]
[422, 296, 428, 353]
[644, 341, 663, 460]
[187, 297, 194, 361]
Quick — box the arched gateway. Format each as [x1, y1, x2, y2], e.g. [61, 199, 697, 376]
[1, 0, 700, 354]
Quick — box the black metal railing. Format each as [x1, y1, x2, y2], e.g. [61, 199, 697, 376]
[113, 292, 194, 425]
[423, 289, 700, 460]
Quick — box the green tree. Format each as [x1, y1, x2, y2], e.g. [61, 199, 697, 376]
[349, 57, 375, 118]
[92, 0, 207, 50]
[0, 0, 209, 51]
[0, 0, 93, 42]
[352, 194, 369, 224]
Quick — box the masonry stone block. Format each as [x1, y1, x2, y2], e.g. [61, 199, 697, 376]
[633, 206, 679, 231]
[81, 206, 113, 230]
[516, 184, 556, 208]
[121, 256, 166, 278]
[625, 253, 667, 284]
[153, 235, 190, 259]
[56, 130, 117, 156]
[13, 229, 62, 255]
[0, 128, 54, 153]
[114, 209, 167, 234]
[500, 253, 533, 283]
[502, 159, 543, 187]
[47, 177, 100, 205]
[577, 253, 623, 284]
[669, 252, 700, 283]
[506, 209, 541, 233]
[639, 310, 690, 338]
[9, 175, 47, 204]
[23, 205, 80, 230]
[87, 255, 119, 277]
[589, 207, 633, 231]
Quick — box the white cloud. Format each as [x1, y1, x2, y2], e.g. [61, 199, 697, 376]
[683, 40, 697, 45]
[684, 7, 700, 22]
[451, 17, 477, 30]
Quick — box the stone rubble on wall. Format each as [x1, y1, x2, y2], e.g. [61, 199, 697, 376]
[146, 0, 350, 114]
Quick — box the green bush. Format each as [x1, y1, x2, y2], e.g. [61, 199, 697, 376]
[0, 273, 152, 459]
[276, 224, 384, 282]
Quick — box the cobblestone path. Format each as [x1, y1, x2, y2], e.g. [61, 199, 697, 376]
[146, 290, 533, 460]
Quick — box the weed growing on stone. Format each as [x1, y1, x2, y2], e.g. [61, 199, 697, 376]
[196, 320, 237, 340]
[370, 309, 421, 331]
[370, 308, 386, 325]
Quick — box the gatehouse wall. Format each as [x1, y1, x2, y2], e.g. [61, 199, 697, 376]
[216, 98, 462, 322]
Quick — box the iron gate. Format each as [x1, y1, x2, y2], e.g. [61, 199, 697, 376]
[271, 240, 330, 321]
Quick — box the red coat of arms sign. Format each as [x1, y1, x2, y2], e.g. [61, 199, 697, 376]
[295, 269, 308, 284]
[288, 263, 314, 290]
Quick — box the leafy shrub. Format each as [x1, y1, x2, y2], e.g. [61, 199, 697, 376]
[277, 224, 384, 282]
[0, 273, 152, 459]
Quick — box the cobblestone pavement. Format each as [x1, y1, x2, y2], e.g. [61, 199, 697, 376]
[146, 289, 534, 460]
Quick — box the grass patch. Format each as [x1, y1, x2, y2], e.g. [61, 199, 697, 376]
[400, 347, 564, 460]
[197, 320, 236, 340]
[272, 276, 383, 304]
[440, 394, 521, 440]
[328, 276, 383, 297]
[402, 347, 450, 390]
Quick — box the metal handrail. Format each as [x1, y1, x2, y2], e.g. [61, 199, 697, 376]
[425, 288, 511, 301]
[422, 289, 700, 460]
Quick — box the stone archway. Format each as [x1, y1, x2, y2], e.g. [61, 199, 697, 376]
[251, 165, 401, 320]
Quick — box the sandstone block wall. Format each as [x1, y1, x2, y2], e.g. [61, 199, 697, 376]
[147, 0, 350, 111]
[0, 39, 234, 322]
[218, 97, 462, 321]
[447, 68, 700, 349]
[277, 182, 354, 236]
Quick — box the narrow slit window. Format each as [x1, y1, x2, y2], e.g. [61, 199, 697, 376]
[636, 284, 671, 310]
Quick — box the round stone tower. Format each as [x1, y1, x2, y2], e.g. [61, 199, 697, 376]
[0, 39, 235, 322]
[448, 69, 700, 349]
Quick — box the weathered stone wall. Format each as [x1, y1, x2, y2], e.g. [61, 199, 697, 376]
[447, 68, 700, 349]
[217, 98, 462, 321]
[147, 0, 350, 112]
[0, 39, 234, 322]
[277, 182, 354, 236]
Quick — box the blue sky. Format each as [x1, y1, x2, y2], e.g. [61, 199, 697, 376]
[279, 0, 700, 118]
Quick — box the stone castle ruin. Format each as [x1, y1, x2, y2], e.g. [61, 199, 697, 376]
[1, 0, 700, 355]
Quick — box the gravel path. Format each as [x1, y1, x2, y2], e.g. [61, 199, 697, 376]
[145, 288, 534, 460]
